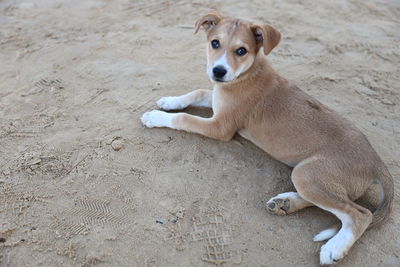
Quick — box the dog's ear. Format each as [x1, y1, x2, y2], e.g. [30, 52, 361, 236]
[194, 11, 223, 34]
[251, 24, 281, 55]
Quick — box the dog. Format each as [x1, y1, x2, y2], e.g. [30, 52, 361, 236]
[141, 11, 394, 265]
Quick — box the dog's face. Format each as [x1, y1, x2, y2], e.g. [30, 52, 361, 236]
[195, 12, 281, 83]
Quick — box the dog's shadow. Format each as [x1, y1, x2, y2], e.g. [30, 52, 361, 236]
[176, 106, 337, 222]
[179, 106, 296, 194]
[181, 106, 213, 118]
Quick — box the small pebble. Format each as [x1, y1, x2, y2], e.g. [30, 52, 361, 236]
[111, 139, 124, 151]
[381, 99, 395, 106]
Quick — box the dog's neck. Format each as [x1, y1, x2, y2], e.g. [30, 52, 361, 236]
[215, 51, 285, 94]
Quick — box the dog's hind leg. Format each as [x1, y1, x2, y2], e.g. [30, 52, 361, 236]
[266, 192, 314, 215]
[157, 89, 212, 110]
[313, 224, 340, 242]
[291, 163, 373, 265]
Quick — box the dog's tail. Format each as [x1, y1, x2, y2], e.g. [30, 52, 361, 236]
[368, 167, 394, 228]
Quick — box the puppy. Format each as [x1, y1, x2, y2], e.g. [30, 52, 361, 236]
[141, 11, 394, 265]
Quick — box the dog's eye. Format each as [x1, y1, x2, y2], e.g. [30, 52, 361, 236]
[211, 40, 220, 49]
[236, 47, 247, 56]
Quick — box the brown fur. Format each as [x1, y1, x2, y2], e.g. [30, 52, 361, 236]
[141, 12, 394, 264]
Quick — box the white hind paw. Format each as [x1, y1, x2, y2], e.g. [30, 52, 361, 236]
[320, 240, 348, 265]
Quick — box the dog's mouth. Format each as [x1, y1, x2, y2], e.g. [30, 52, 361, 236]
[212, 77, 228, 83]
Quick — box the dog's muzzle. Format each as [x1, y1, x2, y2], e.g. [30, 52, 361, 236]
[212, 65, 227, 82]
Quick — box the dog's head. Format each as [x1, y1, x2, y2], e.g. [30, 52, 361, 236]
[195, 11, 281, 83]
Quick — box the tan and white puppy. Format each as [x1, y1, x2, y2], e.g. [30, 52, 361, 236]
[141, 12, 394, 265]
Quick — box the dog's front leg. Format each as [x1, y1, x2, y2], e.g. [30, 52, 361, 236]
[156, 89, 212, 110]
[141, 111, 236, 141]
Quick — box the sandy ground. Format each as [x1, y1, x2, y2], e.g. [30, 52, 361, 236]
[0, 0, 399, 266]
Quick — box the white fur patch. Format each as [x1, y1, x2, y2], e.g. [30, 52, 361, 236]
[213, 51, 230, 70]
[157, 93, 212, 110]
[313, 228, 339, 242]
[141, 110, 175, 128]
[157, 96, 186, 110]
[275, 192, 299, 199]
[208, 51, 235, 82]
[212, 85, 223, 114]
[319, 209, 355, 265]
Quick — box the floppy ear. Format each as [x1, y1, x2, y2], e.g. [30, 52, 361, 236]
[194, 11, 223, 34]
[251, 24, 281, 55]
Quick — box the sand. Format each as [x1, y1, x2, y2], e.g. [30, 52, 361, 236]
[0, 0, 399, 266]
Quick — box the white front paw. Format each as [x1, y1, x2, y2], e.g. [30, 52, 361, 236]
[157, 96, 186, 110]
[141, 110, 174, 128]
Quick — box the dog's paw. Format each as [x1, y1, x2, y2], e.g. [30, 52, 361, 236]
[313, 228, 339, 242]
[157, 96, 186, 111]
[319, 239, 348, 265]
[266, 197, 290, 216]
[141, 110, 174, 128]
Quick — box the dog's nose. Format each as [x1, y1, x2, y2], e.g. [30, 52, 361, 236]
[213, 66, 227, 79]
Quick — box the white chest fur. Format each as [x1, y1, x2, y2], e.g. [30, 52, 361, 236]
[212, 85, 224, 114]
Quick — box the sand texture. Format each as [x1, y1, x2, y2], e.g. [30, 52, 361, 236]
[0, 0, 399, 266]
